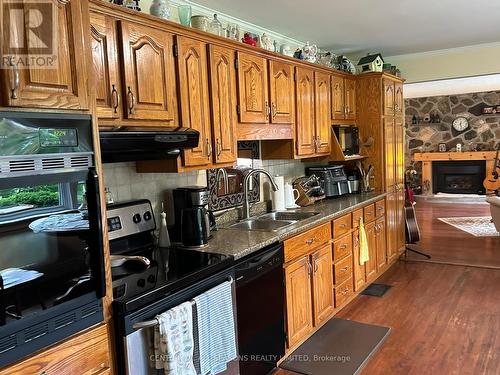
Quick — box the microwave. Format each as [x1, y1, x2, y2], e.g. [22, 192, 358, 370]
[332, 125, 360, 156]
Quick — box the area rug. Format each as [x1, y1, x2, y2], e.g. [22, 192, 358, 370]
[361, 283, 392, 297]
[438, 216, 500, 237]
[279, 318, 390, 375]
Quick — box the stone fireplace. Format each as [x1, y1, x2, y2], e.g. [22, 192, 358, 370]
[432, 160, 486, 195]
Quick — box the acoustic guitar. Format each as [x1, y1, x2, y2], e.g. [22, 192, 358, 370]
[404, 187, 421, 244]
[484, 144, 500, 192]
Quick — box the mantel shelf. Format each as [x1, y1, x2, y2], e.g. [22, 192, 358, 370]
[413, 151, 497, 162]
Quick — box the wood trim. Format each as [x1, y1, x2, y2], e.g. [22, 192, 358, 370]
[413, 151, 497, 161]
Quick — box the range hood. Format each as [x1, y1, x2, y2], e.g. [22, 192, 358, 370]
[99, 129, 199, 163]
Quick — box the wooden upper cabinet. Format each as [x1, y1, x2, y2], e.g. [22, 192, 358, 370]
[383, 78, 395, 116]
[311, 245, 334, 325]
[1, 0, 88, 109]
[384, 117, 396, 191]
[120, 21, 176, 122]
[176, 36, 211, 167]
[208, 44, 237, 165]
[285, 255, 313, 348]
[314, 71, 331, 154]
[394, 81, 404, 117]
[90, 12, 121, 120]
[295, 67, 315, 156]
[331, 75, 345, 120]
[269, 60, 295, 125]
[344, 77, 357, 120]
[236, 52, 269, 123]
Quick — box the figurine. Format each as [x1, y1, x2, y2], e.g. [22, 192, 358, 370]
[302, 41, 318, 63]
[260, 33, 274, 51]
[242, 33, 257, 47]
[293, 48, 304, 60]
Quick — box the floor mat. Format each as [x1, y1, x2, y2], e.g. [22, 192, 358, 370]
[361, 283, 392, 297]
[438, 216, 499, 237]
[280, 318, 390, 375]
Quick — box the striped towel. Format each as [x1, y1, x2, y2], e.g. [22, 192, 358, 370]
[154, 302, 196, 375]
[193, 280, 237, 375]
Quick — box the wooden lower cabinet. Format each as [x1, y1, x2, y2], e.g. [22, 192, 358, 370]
[365, 221, 378, 283]
[311, 245, 334, 325]
[285, 255, 314, 348]
[376, 216, 388, 270]
[0, 324, 110, 375]
[386, 191, 399, 263]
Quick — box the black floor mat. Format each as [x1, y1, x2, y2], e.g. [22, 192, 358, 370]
[361, 283, 392, 297]
[280, 318, 390, 375]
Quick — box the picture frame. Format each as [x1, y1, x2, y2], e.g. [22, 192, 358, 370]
[438, 143, 447, 152]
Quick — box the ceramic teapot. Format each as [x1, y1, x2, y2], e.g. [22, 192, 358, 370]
[260, 33, 274, 51]
[302, 41, 318, 63]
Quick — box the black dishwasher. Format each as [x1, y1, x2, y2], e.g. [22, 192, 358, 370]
[235, 243, 285, 375]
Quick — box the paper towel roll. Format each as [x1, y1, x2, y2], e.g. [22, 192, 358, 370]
[272, 175, 285, 211]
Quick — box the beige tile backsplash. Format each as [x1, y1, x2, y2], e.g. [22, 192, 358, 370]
[102, 159, 318, 222]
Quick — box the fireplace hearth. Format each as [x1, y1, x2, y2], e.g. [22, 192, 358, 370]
[432, 160, 486, 195]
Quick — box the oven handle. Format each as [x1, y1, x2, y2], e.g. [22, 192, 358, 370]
[131, 276, 233, 331]
[87, 168, 106, 298]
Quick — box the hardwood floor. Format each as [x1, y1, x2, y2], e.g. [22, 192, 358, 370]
[409, 200, 500, 268]
[276, 261, 500, 375]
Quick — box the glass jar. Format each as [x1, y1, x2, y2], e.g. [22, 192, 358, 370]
[210, 13, 223, 36]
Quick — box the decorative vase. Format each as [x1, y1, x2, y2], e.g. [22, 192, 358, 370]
[177, 4, 192, 26]
[302, 41, 318, 63]
[149, 0, 171, 20]
[191, 15, 209, 32]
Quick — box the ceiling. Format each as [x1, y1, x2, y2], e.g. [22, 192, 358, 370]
[193, 0, 500, 56]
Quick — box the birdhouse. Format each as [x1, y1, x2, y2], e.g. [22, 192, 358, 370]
[357, 53, 384, 73]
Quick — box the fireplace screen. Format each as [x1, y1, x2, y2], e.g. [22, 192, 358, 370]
[432, 161, 486, 195]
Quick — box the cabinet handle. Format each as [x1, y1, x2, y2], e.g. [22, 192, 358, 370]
[340, 244, 348, 250]
[378, 206, 384, 211]
[206, 138, 212, 158]
[111, 84, 119, 113]
[271, 102, 277, 120]
[354, 237, 359, 247]
[340, 223, 347, 228]
[265, 101, 269, 120]
[127, 86, 135, 114]
[341, 266, 349, 273]
[10, 62, 19, 99]
[395, 104, 399, 111]
[306, 237, 315, 245]
[308, 261, 313, 276]
[314, 261, 318, 273]
[216, 138, 222, 157]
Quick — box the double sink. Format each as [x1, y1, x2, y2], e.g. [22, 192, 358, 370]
[227, 211, 320, 232]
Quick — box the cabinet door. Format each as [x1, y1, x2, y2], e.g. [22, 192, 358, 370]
[285, 255, 313, 348]
[120, 21, 176, 122]
[176, 36, 211, 167]
[386, 192, 398, 263]
[331, 75, 345, 120]
[208, 45, 237, 165]
[384, 117, 396, 191]
[314, 71, 331, 154]
[365, 221, 378, 282]
[344, 77, 357, 120]
[352, 230, 366, 292]
[269, 60, 295, 125]
[1, 0, 88, 109]
[395, 118, 405, 185]
[236, 52, 268, 123]
[295, 67, 316, 156]
[311, 245, 334, 325]
[394, 81, 404, 117]
[383, 78, 395, 116]
[90, 12, 121, 120]
[376, 217, 387, 270]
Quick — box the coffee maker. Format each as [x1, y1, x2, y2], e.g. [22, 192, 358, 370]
[172, 186, 213, 247]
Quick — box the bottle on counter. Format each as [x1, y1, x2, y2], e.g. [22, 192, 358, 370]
[158, 202, 171, 248]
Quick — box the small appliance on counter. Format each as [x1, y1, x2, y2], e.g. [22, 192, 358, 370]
[306, 165, 351, 198]
[172, 186, 215, 248]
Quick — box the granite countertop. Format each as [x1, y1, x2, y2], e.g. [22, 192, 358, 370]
[203, 192, 386, 260]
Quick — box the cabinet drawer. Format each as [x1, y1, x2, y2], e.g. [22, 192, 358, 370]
[375, 200, 386, 218]
[333, 214, 352, 237]
[0, 324, 110, 375]
[333, 234, 352, 261]
[284, 222, 331, 263]
[352, 208, 363, 229]
[364, 204, 376, 222]
[335, 277, 353, 308]
[334, 254, 352, 286]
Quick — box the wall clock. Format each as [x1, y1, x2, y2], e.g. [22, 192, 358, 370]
[452, 117, 469, 132]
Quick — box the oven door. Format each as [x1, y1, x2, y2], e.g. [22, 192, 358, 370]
[0, 167, 105, 366]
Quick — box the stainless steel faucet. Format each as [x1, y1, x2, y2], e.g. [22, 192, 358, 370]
[242, 169, 279, 220]
[215, 168, 229, 195]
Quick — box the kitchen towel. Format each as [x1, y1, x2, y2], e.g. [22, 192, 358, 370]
[359, 217, 370, 265]
[193, 280, 237, 375]
[154, 302, 196, 375]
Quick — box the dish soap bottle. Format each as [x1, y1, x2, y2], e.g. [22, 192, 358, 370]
[158, 202, 171, 248]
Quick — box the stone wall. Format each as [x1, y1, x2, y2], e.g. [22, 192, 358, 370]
[405, 90, 500, 169]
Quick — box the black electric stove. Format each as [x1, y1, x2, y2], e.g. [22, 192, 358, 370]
[107, 200, 234, 314]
